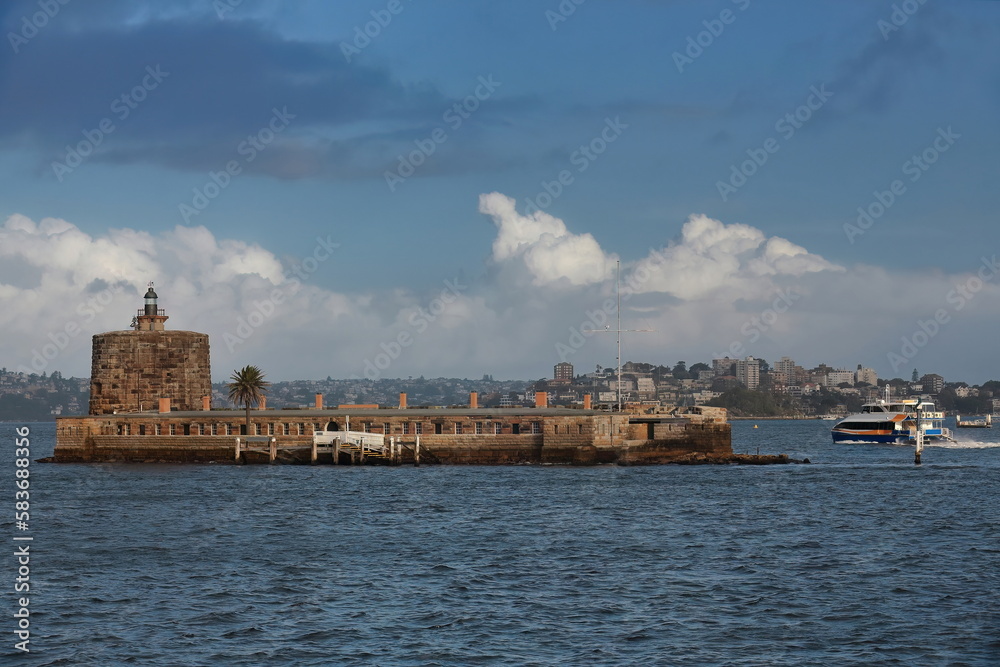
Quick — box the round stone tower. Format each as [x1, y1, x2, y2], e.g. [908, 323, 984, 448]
[89, 283, 211, 415]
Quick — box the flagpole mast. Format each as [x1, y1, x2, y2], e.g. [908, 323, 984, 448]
[584, 259, 653, 413]
[616, 260, 622, 413]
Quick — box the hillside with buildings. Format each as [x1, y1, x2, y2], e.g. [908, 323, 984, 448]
[0, 369, 89, 421]
[2, 358, 998, 420]
[529, 358, 1000, 418]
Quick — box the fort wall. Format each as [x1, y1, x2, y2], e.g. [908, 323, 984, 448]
[54, 409, 733, 465]
[89, 330, 211, 414]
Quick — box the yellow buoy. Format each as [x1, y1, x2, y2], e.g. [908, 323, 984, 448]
[753, 424, 758, 429]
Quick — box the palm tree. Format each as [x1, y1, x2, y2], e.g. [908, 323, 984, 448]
[228, 365, 269, 436]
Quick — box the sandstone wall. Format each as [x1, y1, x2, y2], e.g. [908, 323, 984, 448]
[54, 411, 732, 464]
[89, 330, 211, 414]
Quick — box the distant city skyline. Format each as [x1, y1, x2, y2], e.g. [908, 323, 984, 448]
[2, 1, 998, 383]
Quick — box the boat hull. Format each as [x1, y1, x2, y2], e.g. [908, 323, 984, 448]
[831, 430, 905, 444]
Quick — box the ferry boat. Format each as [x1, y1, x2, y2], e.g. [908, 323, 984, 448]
[831, 389, 953, 444]
[955, 414, 992, 428]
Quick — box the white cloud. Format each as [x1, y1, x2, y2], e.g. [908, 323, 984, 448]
[1, 200, 997, 384]
[629, 213, 843, 301]
[479, 192, 617, 286]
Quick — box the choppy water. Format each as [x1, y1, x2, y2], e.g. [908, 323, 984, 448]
[2, 420, 998, 665]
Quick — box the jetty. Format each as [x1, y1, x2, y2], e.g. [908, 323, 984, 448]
[955, 414, 992, 428]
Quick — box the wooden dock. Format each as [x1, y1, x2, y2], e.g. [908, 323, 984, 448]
[234, 432, 422, 465]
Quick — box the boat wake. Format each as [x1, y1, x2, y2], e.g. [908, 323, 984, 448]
[927, 438, 1000, 449]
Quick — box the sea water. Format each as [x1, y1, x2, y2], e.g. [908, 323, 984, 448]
[1, 420, 998, 665]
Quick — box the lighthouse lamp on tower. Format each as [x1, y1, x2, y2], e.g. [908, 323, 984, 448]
[135, 282, 169, 331]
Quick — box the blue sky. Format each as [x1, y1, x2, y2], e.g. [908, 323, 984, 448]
[2, 0, 999, 383]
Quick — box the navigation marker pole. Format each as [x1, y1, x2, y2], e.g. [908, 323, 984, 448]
[914, 405, 924, 465]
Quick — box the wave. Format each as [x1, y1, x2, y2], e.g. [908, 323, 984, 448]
[930, 439, 1000, 449]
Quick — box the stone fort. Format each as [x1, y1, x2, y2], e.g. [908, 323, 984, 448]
[55, 286, 736, 465]
[88, 284, 211, 414]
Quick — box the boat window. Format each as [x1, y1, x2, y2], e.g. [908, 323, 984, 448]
[836, 421, 897, 430]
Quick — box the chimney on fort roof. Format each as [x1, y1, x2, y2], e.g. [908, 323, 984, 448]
[469, 391, 478, 409]
[134, 282, 169, 331]
[535, 391, 548, 408]
[583, 394, 591, 410]
[399, 392, 407, 409]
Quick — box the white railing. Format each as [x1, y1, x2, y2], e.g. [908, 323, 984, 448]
[314, 430, 387, 454]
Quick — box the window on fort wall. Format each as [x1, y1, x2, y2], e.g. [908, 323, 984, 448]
[383, 423, 390, 434]
[155, 424, 161, 435]
[475, 422, 483, 434]
[532, 422, 541, 434]
[283, 423, 290, 435]
[139, 424, 146, 436]
[455, 423, 463, 434]
[403, 423, 410, 434]
[578, 424, 584, 434]
[494, 422, 501, 434]
[364, 423, 372, 433]
[415, 423, 423, 435]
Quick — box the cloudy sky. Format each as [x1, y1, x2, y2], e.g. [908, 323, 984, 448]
[2, 0, 998, 383]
